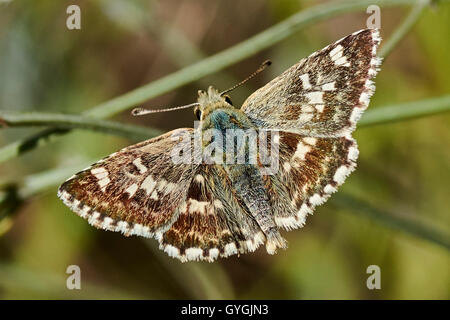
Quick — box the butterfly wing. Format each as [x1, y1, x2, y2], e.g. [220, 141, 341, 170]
[241, 28, 381, 137]
[246, 29, 381, 229]
[158, 164, 265, 262]
[266, 131, 358, 230]
[58, 128, 198, 238]
[59, 128, 266, 262]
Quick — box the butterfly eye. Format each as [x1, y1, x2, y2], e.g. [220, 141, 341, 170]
[194, 107, 201, 120]
[224, 96, 233, 105]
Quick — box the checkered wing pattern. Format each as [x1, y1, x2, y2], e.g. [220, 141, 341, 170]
[241, 29, 381, 137]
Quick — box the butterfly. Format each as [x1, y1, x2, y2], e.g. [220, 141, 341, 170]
[58, 28, 381, 262]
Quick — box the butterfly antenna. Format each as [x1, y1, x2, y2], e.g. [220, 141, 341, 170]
[220, 60, 271, 96]
[131, 102, 199, 116]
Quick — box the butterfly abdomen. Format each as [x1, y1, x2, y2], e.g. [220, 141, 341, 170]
[224, 164, 287, 254]
[202, 107, 287, 254]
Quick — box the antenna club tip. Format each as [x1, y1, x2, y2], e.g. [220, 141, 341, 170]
[131, 107, 143, 116]
[263, 60, 272, 66]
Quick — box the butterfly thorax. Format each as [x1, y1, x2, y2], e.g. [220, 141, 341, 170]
[197, 86, 256, 152]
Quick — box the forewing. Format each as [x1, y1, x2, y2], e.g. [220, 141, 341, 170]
[58, 128, 197, 238]
[265, 131, 358, 230]
[158, 164, 265, 262]
[241, 28, 381, 137]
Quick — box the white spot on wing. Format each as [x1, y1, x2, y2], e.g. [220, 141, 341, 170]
[315, 104, 325, 113]
[245, 231, 265, 251]
[164, 182, 177, 194]
[102, 217, 114, 229]
[88, 211, 100, 225]
[309, 193, 325, 206]
[298, 203, 311, 221]
[132, 158, 148, 174]
[91, 167, 106, 175]
[293, 141, 311, 161]
[185, 248, 203, 261]
[359, 91, 371, 106]
[159, 180, 169, 193]
[350, 107, 363, 124]
[188, 199, 209, 213]
[93, 171, 108, 179]
[305, 91, 324, 104]
[348, 146, 359, 161]
[298, 112, 314, 123]
[330, 45, 350, 66]
[80, 205, 90, 218]
[98, 177, 110, 192]
[117, 221, 129, 234]
[164, 245, 180, 258]
[301, 105, 315, 113]
[141, 175, 157, 195]
[224, 243, 237, 256]
[125, 183, 138, 197]
[324, 184, 337, 194]
[322, 82, 335, 91]
[303, 137, 317, 145]
[299, 73, 312, 90]
[213, 199, 224, 209]
[275, 216, 304, 231]
[334, 165, 350, 185]
[335, 55, 350, 66]
[329, 45, 343, 58]
[150, 190, 159, 200]
[209, 248, 219, 260]
[90, 167, 110, 192]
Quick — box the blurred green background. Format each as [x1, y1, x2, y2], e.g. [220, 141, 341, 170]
[0, 0, 449, 299]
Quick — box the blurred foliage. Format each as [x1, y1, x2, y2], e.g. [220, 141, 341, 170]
[0, 0, 449, 299]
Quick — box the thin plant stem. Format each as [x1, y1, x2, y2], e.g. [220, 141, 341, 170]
[332, 194, 450, 250]
[379, 0, 430, 58]
[1, 95, 449, 143]
[0, 111, 160, 141]
[359, 94, 450, 127]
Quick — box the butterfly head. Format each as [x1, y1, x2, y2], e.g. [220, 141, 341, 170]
[194, 86, 233, 120]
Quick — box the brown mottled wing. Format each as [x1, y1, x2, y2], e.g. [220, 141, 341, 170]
[241, 29, 381, 137]
[58, 128, 197, 238]
[158, 164, 265, 262]
[265, 131, 358, 230]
